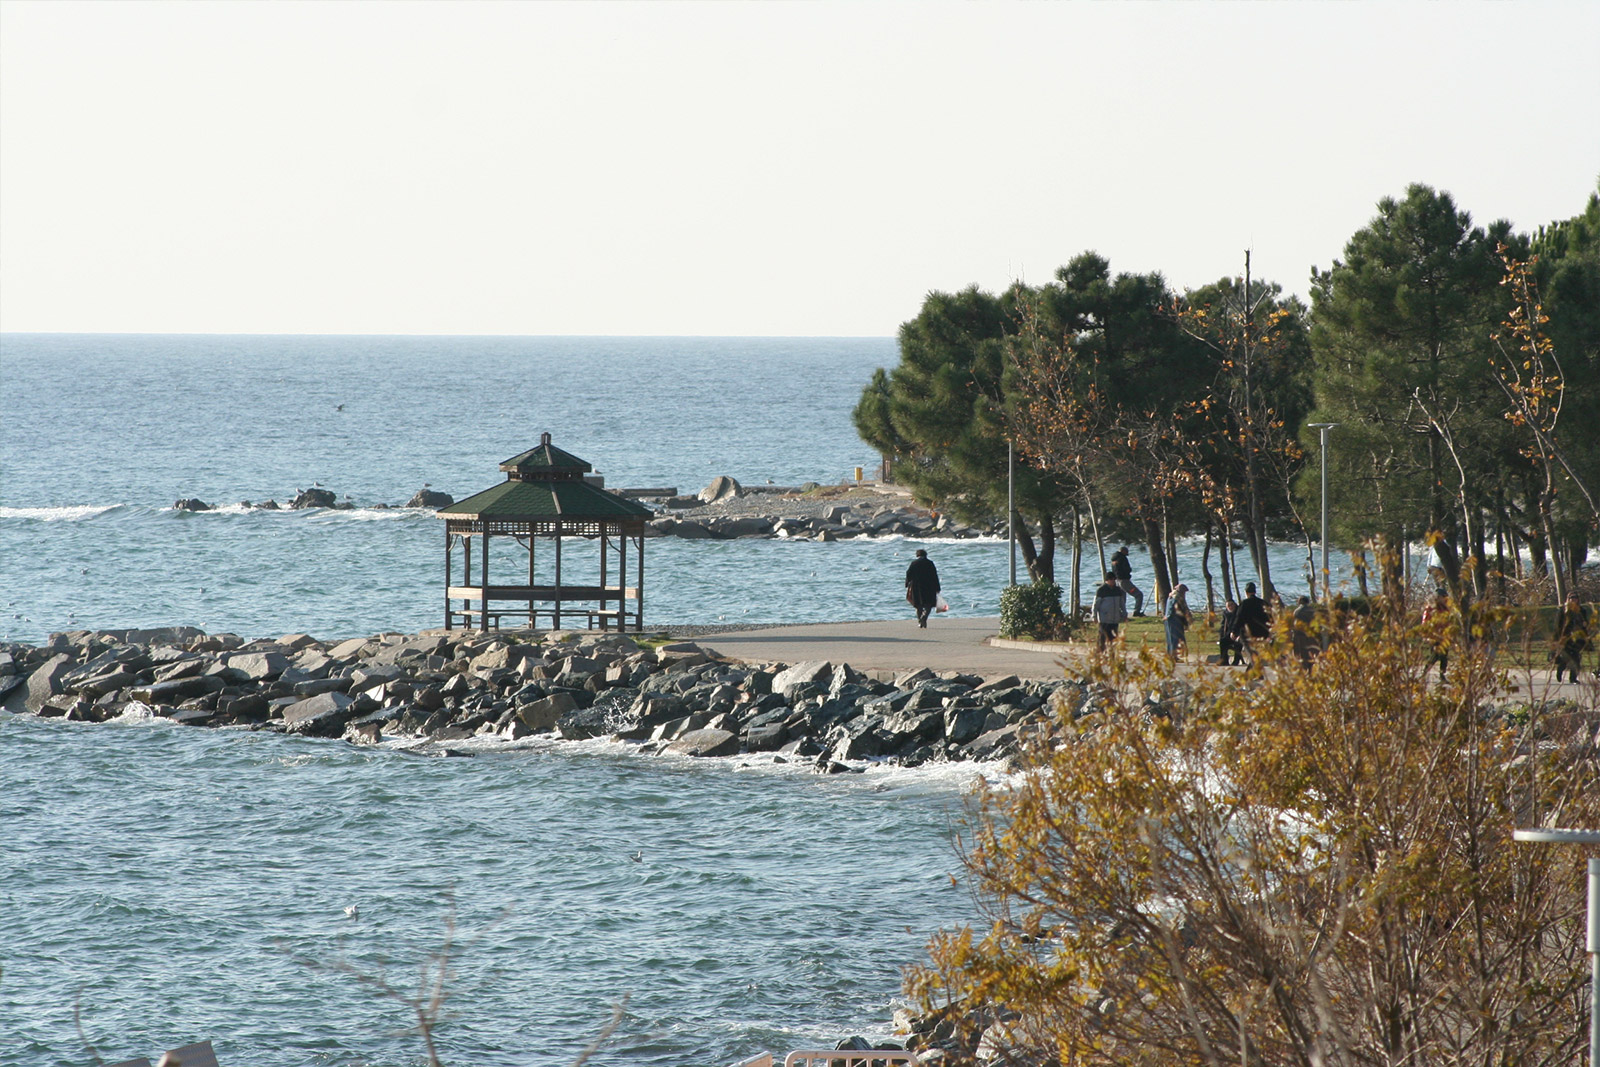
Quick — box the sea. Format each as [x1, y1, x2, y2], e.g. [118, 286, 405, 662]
[0, 334, 1358, 1066]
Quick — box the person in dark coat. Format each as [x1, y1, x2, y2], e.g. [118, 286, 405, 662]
[1236, 581, 1271, 661]
[1218, 598, 1245, 666]
[1110, 545, 1145, 616]
[1093, 571, 1128, 652]
[905, 549, 941, 628]
[1553, 592, 1590, 682]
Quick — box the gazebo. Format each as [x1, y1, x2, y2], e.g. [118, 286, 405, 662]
[437, 434, 653, 631]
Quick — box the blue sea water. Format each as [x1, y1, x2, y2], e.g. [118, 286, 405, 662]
[0, 334, 1348, 645]
[0, 334, 1357, 1065]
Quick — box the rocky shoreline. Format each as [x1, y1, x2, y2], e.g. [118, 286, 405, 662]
[170, 479, 1002, 542]
[0, 623, 1075, 769]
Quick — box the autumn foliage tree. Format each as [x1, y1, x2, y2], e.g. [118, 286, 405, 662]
[906, 618, 1598, 1066]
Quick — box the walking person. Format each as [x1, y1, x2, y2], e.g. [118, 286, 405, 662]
[1291, 595, 1318, 670]
[904, 549, 941, 629]
[1093, 571, 1128, 652]
[1163, 583, 1192, 661]
[1110, 545, 1145, 616]
[1553, 592, 1590, 682]
[1236, 581, 1271, 662]
[1421, 587, 1451, 682]
[1218, 598, 1245, 665]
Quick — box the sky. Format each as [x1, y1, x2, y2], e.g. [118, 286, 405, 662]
[2, 1, 1597, 337]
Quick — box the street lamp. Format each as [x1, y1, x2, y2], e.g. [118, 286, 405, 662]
[1514, 827, 1600, 1066]
[1308, 423, 1339, 603]
[1008, 441, 1017, 587]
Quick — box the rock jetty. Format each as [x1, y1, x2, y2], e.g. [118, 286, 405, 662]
[0, 626, 1079, 769]
[643, 481, 1002, 542]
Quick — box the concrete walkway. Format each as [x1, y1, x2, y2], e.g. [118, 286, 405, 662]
[693, 618, 1600, 706]
[694, 617, 1074, 681]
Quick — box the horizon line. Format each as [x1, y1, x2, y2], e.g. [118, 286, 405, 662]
[0, 330, 898, 340]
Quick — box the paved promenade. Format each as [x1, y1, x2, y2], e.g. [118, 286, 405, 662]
[693, 617, 1600, 706]
[695, 616, 1073, 681]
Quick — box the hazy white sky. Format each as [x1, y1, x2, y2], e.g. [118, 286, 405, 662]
[2, 1, 1596, 337]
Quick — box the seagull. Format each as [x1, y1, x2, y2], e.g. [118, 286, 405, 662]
[344, 905, 359, 918]
[628, 850, 643, 863]
[335, 404, 345, 411]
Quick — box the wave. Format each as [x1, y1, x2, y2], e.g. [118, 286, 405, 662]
[0, 504, 126, 522]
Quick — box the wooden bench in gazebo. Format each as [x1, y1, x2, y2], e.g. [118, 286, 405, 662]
[437, 434, 653, 631]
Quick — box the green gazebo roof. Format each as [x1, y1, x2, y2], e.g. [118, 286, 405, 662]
[438, 478, 652, 521]
[439, 434, 652, 522]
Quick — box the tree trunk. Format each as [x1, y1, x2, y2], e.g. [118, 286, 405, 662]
[1238, 511, 1275, 599]
[1352, 549, 1371, 599]
[1163, 506, 1180, 588]
[1220, 517, 1237, 602]
[1433, 534, 1467, 605]
[1379, 530, 1407, 608]
[1037, 514, 1056, 585]
[1069, 507, 1083, 618]
[1472, 508, 1488, 599]
[1528, 526, 1548, 578]
[1143, 513, 1172, 609]
[1014, 514, 1041, 583]
[1201, 523, 1215, 614]
[1082, 491, 1107, 582]
[1538, 501, 1567, 603]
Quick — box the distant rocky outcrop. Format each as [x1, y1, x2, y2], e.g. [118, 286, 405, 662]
[290, 487, 337, 509]
[174, 498, 212, 512]
[406, 488, 455, 509]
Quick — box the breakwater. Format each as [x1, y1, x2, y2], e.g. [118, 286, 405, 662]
[3, 624, 1075, 769]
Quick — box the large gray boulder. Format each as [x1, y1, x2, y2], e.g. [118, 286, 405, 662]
[281, 691, 357, 736]
[772, 660, 833, 702]
[515, 692, 579, 733]
[944, 705, 990, 745]
[668, 728, 740, 758]
[698, 476, 742, 504]
[670, 521, 716, 540]
[128, 674, 225, 705]
[709, 516, 773, 538]
[405, 488, 454, 508]
[173, 498, 212, 512]
[226, 651, 289, 681]
[6, 654, 76, 712]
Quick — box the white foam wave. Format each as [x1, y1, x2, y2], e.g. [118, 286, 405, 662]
[0, 504, 122, 522]
[108, 701, 165, 725]
[159, 503, 429, 522]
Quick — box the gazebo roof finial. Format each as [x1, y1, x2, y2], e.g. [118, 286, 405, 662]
[496, 433, 592, 480]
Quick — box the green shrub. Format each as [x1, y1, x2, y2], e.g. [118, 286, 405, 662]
[999, 581, 1070, 640]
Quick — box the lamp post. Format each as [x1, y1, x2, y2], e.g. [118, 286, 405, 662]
[1008, 441, 1017, 586]
[1308, 423, 1338, 602]
[1514, 827, 1600, 1066]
